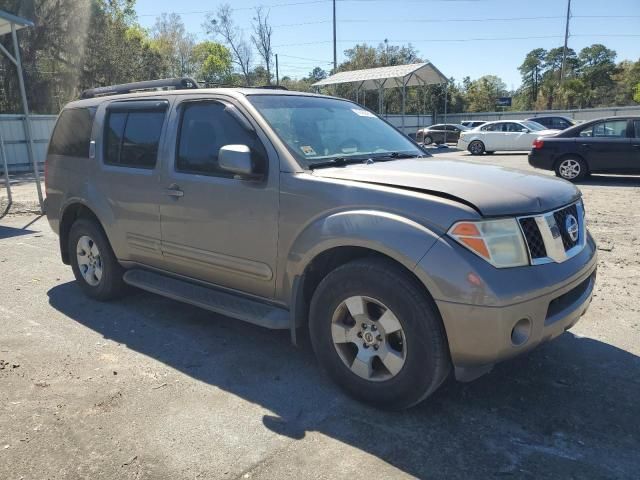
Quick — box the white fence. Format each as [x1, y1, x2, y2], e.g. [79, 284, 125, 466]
[0, 114, 57, 174]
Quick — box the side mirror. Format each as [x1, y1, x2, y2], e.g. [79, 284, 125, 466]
[219, 144, 259, 178]
[521, 128, 530, 133]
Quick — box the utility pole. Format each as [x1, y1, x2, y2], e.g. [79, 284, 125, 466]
[560, 0, 571, 85]
[275, 54, 279, 86]
[332, 0, 337, 72]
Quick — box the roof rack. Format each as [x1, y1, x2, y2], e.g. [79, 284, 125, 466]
[80, 77, 199, 99]
[253, 85, 288, 90]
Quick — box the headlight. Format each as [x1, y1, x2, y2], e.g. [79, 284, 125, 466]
[448, 218, 529, 268]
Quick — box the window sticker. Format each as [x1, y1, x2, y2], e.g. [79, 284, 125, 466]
[351, 108, 376, 118]
[300, 145, 317, 156]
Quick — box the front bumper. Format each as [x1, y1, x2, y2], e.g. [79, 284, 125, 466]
[457, 138, 469, 150]
[415, 232, 597, 379]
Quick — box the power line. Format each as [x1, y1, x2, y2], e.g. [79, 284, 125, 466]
[137, 0, 329, 17]
[273, 33, 640, 47]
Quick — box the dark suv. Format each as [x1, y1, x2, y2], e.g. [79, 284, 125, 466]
[526, 115, 575, 131]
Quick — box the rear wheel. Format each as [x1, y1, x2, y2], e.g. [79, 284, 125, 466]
[69, 219, 126, 300]
[423, 135, 433, 145]
[555, 156, 588, 182]
[468, 140, 485, 155]
[309, 258, 451, 409]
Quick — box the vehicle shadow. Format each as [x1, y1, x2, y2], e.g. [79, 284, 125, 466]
[577, 175, 640, 187]
[0, 225, 35, 239]
[47, 282, 640, 478]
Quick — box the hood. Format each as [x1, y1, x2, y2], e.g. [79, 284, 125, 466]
[312, 158, 581, 217]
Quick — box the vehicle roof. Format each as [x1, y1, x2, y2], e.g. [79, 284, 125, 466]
[526, 115, 573, 120]
[62, 87, 333, 110]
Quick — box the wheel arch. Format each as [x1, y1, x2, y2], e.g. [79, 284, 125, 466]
[59, 202, 109, 265]
[284, 210, 443, 340]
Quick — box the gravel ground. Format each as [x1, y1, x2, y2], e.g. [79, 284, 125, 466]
[1, 151, 639, 479]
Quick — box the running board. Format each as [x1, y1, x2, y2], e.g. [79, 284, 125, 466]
[123, 269, 289, 330]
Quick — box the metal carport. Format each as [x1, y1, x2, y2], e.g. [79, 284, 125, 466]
[0, 10, 42, 213]
[312, 62, 449, 134]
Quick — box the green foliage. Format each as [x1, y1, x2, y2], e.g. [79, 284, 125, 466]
[191, 41, 233, 85]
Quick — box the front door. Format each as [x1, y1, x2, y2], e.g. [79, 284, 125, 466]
[159, 98, 279, 299]
[576, 119, 632, 172]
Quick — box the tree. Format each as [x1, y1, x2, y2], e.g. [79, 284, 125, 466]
[151, 13, 195, 77]
[251, 6, 273, 84]
[307, 67, 327, 82]
[517, 48, 546, 109]
[191, 41, 232, 85]
[464, 75, 507, 112]
[578, 44, 617, 106]
[204, 4, 252, 86]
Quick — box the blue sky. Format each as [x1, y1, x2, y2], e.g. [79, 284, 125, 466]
[134, 0, 640, 88]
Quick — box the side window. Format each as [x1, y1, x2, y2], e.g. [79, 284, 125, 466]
[48, 108, 96, 157]
[481, 123, 495, 131]
[176, 101, 266, 177]
[104, 109, 165, 168]
[580, 120, 628, 138]
[633, 120, 640, 138]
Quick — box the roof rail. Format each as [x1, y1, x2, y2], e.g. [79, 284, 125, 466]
[80, 77, 199, 99]
[253, 85, 288, 90]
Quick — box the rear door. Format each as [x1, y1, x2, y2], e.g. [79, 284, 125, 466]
[478, 122, 510, 150]
[575, 119, 632, 172]
[93, 99, 170, 267]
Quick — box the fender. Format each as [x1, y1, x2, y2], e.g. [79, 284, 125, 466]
[281, 209, 441, 326]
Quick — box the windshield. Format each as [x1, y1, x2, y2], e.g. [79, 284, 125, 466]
[247, 95, 423, 167]
[522, 120, 546, 131]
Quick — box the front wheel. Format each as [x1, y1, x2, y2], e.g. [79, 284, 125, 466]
[423, 135, 433, 145]
[555, 157, 588, 182]
[468, 140, 485, 155]
[309, 258, 451, 409]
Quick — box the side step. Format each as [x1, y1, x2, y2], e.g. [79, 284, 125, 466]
[123, 269, 289, 330]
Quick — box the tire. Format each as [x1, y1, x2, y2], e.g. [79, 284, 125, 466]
[423, 135, 433, 145]
[468, 140, 485, 155]
[309, 257, 451, 409]
[555, 156, 588, 182]
[68, 218, 126, 301]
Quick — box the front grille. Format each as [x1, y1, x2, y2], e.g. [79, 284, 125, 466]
[553, 204, 580, 250]
[519, 217, 547, 259]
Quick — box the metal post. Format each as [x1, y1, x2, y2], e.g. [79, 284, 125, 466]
[11, 24, 43, 211]
[560, 0, 571, 85]
[275, 54, 279, 86]
[401, 80, 406, 136]
[1, 131, 12, 211]
[443, 81, 449, 144]
[332, 0, 337, 72]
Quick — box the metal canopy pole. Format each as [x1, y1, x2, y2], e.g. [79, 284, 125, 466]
[10, 24, 43, 211]
[443, 81, 449, 144]
[401, 79, 406, 135]
[1, 131, 12, 211]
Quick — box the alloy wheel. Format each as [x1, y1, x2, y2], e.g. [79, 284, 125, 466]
[558, 159, 581, 179]
[76, 235, 103, 286]
[330, 296, 407, 382]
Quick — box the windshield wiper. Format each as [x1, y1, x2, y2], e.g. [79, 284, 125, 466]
[308, 156, 371, 170]
[370, 152, 427, 161]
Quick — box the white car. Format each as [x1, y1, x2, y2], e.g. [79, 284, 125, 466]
[457, 120, 559, 155]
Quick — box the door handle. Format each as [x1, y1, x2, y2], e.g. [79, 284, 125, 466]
[633, 144, 640, 149]
[580, 144, 591, 148]
[166, 184, 184, 198]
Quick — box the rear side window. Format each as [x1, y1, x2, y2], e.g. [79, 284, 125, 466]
[49, 108, 95, 157]
[634, 120, 640, 138]
[104, 109, 165, 168]
[579, 120, 628, 138]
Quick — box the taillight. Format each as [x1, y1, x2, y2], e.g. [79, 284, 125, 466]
[532, 138, 544, 149]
